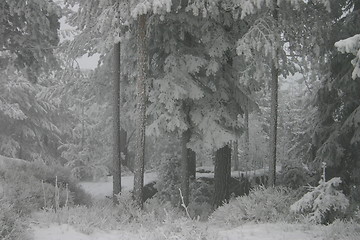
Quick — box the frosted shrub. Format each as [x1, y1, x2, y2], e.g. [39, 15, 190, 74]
[210, 186, 296, 226]
[290, 163, 349, 224]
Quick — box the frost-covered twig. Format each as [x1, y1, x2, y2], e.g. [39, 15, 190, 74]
[179, 188, 191, 219]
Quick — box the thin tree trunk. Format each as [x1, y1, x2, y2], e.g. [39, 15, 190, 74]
[244, 107, 249, 166]
[181, 129, 191, 206]
[213, 144, 232, 209]
[180, 102, 191, 206]
[112, 42, 121, 204]
[233, 140, 239, 171]
[269, 1, 279, 187]
[120, 129, 128, 166]
[133, 14, 147, 208]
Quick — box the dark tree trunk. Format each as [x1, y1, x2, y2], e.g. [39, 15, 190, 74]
[133, 14, 147, 209]
[269, 1, 279, 187]
[233, 140, 239, 171]
[244, 107, 249, 166]
[112, 42, 121, 204]
[180, 102, 191, 206]
[213, 144, 232, 208]
[120, 128, 128, 166]
[188, 149, 196, 179]
[181, 128, 191, 206]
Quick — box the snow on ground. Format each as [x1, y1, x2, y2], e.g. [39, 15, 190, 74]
[31, 224, 140, 240]
[79, 172, 157, 199]
[32, 172, 330, 240]
[31, 222, 325, 240]
[212, 223, 324, 240]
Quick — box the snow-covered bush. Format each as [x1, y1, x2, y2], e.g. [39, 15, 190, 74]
[290, 164, 349, 224]
[210, 186, 297, 226]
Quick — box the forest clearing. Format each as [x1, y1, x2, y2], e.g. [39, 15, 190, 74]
[1, 0, 360, 239]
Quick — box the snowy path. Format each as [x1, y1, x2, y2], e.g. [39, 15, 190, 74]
[79, 172, 157, 199]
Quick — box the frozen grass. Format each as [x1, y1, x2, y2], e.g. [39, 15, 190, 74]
[323, 219, 360, 240]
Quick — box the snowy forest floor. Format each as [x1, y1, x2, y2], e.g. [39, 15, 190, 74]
[31, 222, 326, 240]
[28, 172, 359, 240]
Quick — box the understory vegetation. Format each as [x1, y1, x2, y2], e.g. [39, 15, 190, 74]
[2, 159, 360, 240]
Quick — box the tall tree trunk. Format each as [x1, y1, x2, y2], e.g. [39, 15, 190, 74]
[269, 1, 279, 187]
[133, 14, 147, 209]
[213, 144, 232, 208]
[180, 102, 191, 206]
[112, 42, 121, 204]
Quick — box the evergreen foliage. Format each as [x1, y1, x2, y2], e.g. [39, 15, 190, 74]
[0, 0, 61, 82]
[290, 163, 349, 224]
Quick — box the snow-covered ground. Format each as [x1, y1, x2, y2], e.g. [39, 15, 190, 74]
[30, 171, 333, 240]
[31, 222, 326, 240]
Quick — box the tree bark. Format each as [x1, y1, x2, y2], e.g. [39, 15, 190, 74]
[233, 140, 239, 171]
[112, 42, 121, 204]
[213, 144, 232, 208]
[269, 1, 279, 187]
[181, 128, 191, 207]
[120, 128, 128, 167]
[244, 107, 249, 167]
[133, 14, 147, 209]
[188, 149, 196, 179]
[180, 101, 191, 206]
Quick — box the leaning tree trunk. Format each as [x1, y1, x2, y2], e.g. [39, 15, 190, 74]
[112, 41, 122, 204]
[213, 144, 232, 209]
[268, 1, 279, 187]
[133, 14, 147, 209]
